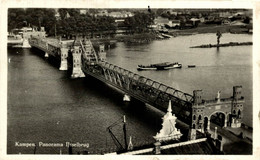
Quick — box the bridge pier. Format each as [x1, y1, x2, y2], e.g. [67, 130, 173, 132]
[123, 94, 131, 102]
[44, 52, 49, 58]
[22, 38, 31, 48]
[98, 44, 106, 61]
[71, 45, 85, 78]
[59, 45, 68, 71]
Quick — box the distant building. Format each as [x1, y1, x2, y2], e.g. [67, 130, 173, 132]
[154, 17, 169, 27]
[65, 12, 70, 19]
[94, 10, 134, 18]
[199, 17, 205, 23]
[221, 19, 231, 25]
[167, 20, 181, 28]
[80, 9, 88, 15]
[233, 12, 245, 16]
[115, 19, 125, 23]
[230, 21, 247, 26]
[166, 10, 178, 16]
[108, 11, 134, 18]
[95, 10, 108, 17]
[218, 12, 232, 18]
[108, 12, 123, 18]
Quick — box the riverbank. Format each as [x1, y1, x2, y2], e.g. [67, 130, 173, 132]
[112, 24, 251, 44]
[168, 24, 251, 36]
[51, 24, 252, 46]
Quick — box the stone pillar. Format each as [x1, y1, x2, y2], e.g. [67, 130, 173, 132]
[224, 116, 227, 128]
[71, 46, 85, 78]
[59, 46, 68, 71]
[214, 127, 218, 140]
[123, 94, 131, 102]
[231, 118, 235, 127]
[154, 142, 161, 155]
[215, 139, 223, 152]
[188, 129, 196, 140]
[207, 119, 210, 131]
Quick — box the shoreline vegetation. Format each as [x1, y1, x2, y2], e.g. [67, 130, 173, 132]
[169, 24, 251, 36]
[89, 24, 252, 47]
[116, 32, 159, 44]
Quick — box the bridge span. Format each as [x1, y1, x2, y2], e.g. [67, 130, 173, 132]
[27, 33, 244, 140]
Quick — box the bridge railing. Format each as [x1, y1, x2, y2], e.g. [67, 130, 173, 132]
[204, 97, 234, 104]
[100, 61, 194, 103]
[82, 60, 194, 123]
[29, 36, 61, 55]
[204, 96, 244, 105]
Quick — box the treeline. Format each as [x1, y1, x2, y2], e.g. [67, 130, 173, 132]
[8, 9, 56, 34]
[123, 12, 155, 34]
[8, 8, 155, 38]
[8, 8, 117, 38]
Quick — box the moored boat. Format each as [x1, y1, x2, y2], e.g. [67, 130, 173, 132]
[137, 62, 182, 71]
[188, 65, 196, 68]
[161, 33, 173, 38]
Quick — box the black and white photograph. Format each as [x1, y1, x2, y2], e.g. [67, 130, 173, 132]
[1, 0, 259, 159]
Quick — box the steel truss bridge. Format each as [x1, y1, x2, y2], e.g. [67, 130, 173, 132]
[84, 61, 194, 123]
[28, 35, 244, 132]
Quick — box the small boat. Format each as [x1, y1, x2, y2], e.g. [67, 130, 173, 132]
[137, 62, 182, 71]
[188, 65, 196, 68]
[157, 35, 164, 39]
[158, 27, 169, 33]
[161, 33, 173, 38]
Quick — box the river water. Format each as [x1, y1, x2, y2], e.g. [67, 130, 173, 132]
[7, 33, 252, 154]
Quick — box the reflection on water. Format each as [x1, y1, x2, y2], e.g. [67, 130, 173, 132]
[7, 33, 252, 154]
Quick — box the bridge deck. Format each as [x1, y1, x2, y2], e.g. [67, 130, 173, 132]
[29, 37, 62, 57]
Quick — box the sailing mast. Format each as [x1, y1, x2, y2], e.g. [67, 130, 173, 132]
[123, 115, 128, 150]
[107, 115, 129, 152]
